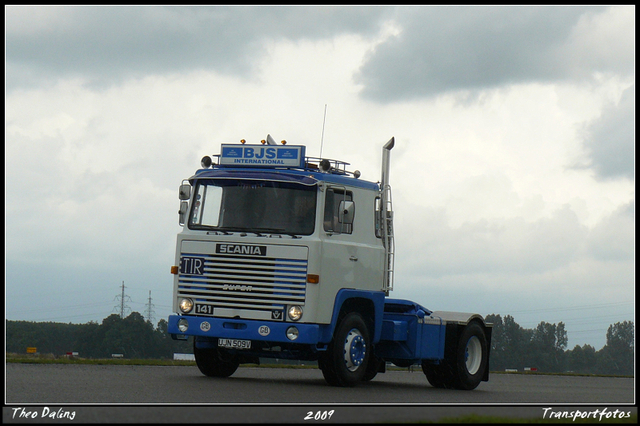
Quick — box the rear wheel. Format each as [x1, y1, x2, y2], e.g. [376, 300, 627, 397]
[320, 312, 371, 387]
[193, 339, 240, 378]
[454, 322, 488, 390]
[422, 322, 488, 390]
[422, 361, 453, 388]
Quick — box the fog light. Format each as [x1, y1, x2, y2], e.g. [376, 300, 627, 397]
[286, 326, 299, 341]
[177, 318, 189, 332]
[288, 305, 303, 321]
[179, 298, 194, 313]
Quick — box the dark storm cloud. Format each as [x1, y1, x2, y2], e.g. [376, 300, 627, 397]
[6, 5, 389, 90]
[356, 6, 633, 101]
[582, 85, 635, 181]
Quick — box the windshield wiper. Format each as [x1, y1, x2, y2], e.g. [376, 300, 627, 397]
[207, 226, 304, 238]
[249, 227, 288, 237]
[216, 227, 286, 237]
[206, 229, 232, 235]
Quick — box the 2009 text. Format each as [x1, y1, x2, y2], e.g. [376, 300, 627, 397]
[304, 410, 335, 421]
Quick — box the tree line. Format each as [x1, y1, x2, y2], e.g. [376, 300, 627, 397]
[6, 312, 190, 360]
[5, 312, 634, 376]
[485, 314, 634, 376]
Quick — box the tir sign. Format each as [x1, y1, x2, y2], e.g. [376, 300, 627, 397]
[180, 257, 204, 275]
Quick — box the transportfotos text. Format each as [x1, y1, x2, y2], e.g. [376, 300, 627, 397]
[542, 407, 632, 421]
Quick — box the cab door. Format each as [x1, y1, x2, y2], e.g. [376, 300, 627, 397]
[318, 186, 384, 302]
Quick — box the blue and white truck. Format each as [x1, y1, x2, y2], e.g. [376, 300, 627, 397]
[167, 135, 492, 389]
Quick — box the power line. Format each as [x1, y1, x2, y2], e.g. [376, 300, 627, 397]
[6, 301, 111, 316]
[507, 301, 633, 315]
[7, 311, 115, 323]
[113, 281, 132, 318]
[144, 290, 156, 325]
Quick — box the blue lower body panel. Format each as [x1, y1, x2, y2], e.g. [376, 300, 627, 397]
[168, 314, 322, 345]
[374, 299, 446, 362]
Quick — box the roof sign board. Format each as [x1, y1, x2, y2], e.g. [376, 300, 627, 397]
[220, 144, 306, 168]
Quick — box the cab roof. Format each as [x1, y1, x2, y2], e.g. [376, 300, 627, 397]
[190, 167, 380, 191]
[191, 142, 380, 191]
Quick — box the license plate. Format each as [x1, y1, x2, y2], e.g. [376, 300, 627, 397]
[218, 339, 251, 350]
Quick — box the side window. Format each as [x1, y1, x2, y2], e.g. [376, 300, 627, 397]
[323, 188, 353, 234]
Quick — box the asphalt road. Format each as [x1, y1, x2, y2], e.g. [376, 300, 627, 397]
[5, 364, 636, 423]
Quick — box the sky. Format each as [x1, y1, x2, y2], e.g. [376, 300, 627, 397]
[5, 5, 635, 351]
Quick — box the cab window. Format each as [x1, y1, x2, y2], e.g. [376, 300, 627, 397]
[323, 188, 353, 234]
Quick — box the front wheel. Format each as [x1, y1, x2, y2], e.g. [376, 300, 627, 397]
[193, 339, 240, 378]
[320, 312, 371, 387]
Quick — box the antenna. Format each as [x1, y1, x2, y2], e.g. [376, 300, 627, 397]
[320, 104, 327, 158]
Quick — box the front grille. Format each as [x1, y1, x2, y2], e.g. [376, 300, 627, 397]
[177, 242, 308, 316]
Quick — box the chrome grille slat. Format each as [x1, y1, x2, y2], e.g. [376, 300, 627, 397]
[180, 291, 305, 304]
[177, 243, 308, 316]
[179, 280, 307, 291]
[178, 287, 306, 298]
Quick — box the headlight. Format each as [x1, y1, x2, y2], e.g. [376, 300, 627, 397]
[286, 326, 299, 341]
[179, 298, 194, 313]
[177, 318, 189, 332]
[288, 305, 303, 321]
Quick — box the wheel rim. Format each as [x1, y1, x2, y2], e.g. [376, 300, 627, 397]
[465, 336, 482, 375]
[343, 328, 366, 371]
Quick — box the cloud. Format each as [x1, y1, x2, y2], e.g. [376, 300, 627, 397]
[4, 5, 634, 350]
[356, 6, 634, 101]
[5, 5, 389, 91]
[580, 85, 635, 180]
[397, 203, 589, 278]
[585, 200, 635, 261]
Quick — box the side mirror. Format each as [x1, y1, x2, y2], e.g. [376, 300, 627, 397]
[339, 200, 355, 225]
[179, 184, 191, 200]
[178, 201, 189, 225]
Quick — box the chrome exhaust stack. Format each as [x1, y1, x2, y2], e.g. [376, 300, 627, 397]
[380, 137, 395, 294]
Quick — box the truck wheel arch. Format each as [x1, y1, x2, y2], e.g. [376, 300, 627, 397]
[322, 290, 386, 345]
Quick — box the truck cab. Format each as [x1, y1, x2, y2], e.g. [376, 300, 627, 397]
[168, 136, 491, 389]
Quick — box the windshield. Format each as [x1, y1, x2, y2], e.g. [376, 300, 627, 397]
[189, 179, 317, 236]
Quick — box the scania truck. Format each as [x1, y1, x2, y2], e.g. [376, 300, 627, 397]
[167, 135, 492, 389]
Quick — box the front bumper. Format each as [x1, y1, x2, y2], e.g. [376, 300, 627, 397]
[168, 314, 322, 345]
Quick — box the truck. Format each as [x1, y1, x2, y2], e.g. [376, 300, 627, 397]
[167, 135, 492, 389]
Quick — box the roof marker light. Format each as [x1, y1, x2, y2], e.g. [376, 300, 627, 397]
[240, 139, 246, 144]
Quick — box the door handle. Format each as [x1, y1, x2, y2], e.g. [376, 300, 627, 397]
[349, 256, 358, 262]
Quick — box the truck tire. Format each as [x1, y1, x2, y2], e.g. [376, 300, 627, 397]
[193, 340, 240, 378]
[363, 353, 384, 381]
[452, 322, 488, 390]
[422, 322, 488, 390]
[421, 361, 453, 388]
[320, 312, 371, 387]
